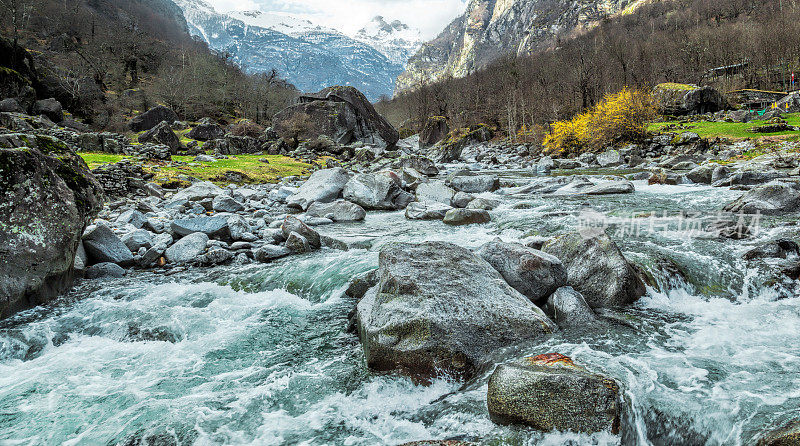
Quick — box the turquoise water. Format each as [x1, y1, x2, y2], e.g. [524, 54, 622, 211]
[1, 178, 799, 445]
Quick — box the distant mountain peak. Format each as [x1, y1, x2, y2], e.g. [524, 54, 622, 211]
[354, 16, 422, 68]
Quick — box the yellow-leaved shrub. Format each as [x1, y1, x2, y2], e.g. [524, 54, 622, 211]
[543, 88, 656, 156]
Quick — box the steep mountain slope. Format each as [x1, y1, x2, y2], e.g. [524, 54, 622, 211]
[353, 16, 423, 67]
[396, 0, 646, 93]
[174, 0, 404, 100]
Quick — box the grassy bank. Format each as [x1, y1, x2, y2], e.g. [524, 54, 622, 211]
[648, 113, 800, 139]
[80, 153, 312, 185]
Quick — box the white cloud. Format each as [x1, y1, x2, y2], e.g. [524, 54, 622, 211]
[207, 0, 466, 39]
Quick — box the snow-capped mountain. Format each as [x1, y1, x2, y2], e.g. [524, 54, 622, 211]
[353, 16, 423, 67]
[173, 0, 404, 100]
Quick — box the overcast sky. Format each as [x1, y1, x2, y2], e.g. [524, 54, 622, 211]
[205, 0, 467, 39]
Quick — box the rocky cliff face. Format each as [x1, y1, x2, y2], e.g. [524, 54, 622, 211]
[396, 0, 644, 93]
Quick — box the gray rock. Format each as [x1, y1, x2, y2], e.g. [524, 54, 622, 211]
[165, 232, 209, 264]
[487, 355, 621, 434]
[171, 216, 230, 241]
[477, 239, 567, 303]
[466, 198, 500, 210]
[137, 121, 182, 154]
[345, 269, 378, 300]
[596, 150, 622, 167]
[415, 181, 455, 205]
[116, 210, 146, 228]
[542, 232, 645, 309]
[451, 191, 475, 208]
[443, 208, 491, 226]
[285, 231, 311, 253]
[287, 168, 351, 211]
[199, 248, 234, 265]
[306, 199, 366, 221]
[83, 224, 135, 267]
[405, 201, 453, 220]
[281, 215, 321, 249]
[33, 98, 63, 122]
[170, 181, 224, 203]
[187, 118, 225, 141]
[449, 175, 500, 193]
[121, 229, 153, 252]
[398, 155, 439, 175]
[0, 98, 23, 113]
[343, 172, 412, 210]
[73, 242, 88, 276]
[128, 105, 179, 132]
[546, 286, 597, 327]
[723, 181, 800, 215]
[755, 419, 800, 446]
[743, 239, 800, 260]
[584, 180, 635, 195]
[686, 164, 715, 184]
[254, 245, 292, 262]
[212, 195, 245, 213]
[84, 262, 126, 279]
[356, 241, 556, 381]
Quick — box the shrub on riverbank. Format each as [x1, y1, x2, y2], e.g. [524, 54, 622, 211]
[543, 88, 656, 156]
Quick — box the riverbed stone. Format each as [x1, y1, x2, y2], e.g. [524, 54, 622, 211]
[356, 241, 556, 381]
[415, 181, 455, 205]
[451, 191, 475, 208]
[477, 239, 567, 304]
[83, 224, 135, 267]
[285, 232, 311, 253]
[405, 201, 452, 220]
[165, 232, 209, 264]
[171, 216, 230, 241]
[116, 209, 146, 228]
[466, 198, 500, 210]
[542, 232, 645, 309]
[449, 175, 500, 193]
[596, 150, 622, 167]
[343, 172, 412, 210]
[723, 181, 800, 215]
[212, 195, 245, 213]
[584, 180, 635, 195]
[281, 215, 321, 249]
[170, 181, 224, 203]
[254, 245, 292, 262]
[84, 262, 126, 279]
[545, 286, 597, 327]
[287, 168, 350, 211]
[121, 229, 153, 252]
[487, 353, 621, 434]
[306, 199, 366, 222]
[443, 208, 491, 226]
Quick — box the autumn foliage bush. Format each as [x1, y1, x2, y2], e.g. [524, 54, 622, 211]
[541, 88, 655, 155]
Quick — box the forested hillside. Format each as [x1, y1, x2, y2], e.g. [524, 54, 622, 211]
[0, 0, 297, 130]
[378, 0, 800, 137]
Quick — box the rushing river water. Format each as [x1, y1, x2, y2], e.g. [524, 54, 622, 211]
[2, 170, 800, 445]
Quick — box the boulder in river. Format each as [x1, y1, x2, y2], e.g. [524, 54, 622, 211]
[281, 216, 321, 249]
[449, 175, 500, 193]
[85, 262, 126, 279]
[477, 239, 567, 304]
[165, 232, 209, 264]
[487, 353, 621, 434]
[542, 232, 645, 309]
[1, 142, 104, 318]
[343, 172, 413, 211]
[306, 199, 366, 222]
[287, 168, 351, 211]
[443, 208, 491, 226]
[415, 181, 455, 205]
[545, 286, 598, 328]
[398, 155, 439, 176]
[272, 86, 399, 148]
[723, 182, 800, 215]
[405, 201, 452, 220]
[171, 216, 231, 241]
[356, 241, 556, 381]
[128, 105, 179, 132]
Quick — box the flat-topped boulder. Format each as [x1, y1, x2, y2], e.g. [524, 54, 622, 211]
[723, 181, 800, 215]
[128, 105, 179, 132]
[356, 241, 556, 381]
[286, 168, 350, 211]
[487, 353, 621, 434]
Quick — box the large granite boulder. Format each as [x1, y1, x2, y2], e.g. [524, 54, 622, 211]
[653, 83, 727, 116]
[542, 232, 645, 309]
[428, 125, 492, 163]
[546, 286, 598, 328]
[487, 353, 621, 434]
[443, 208, 491, 225]
[0, 141, 103, 318]
[286, 168, 350, 211]
[477, 239, 567, 304]
[405, 201, 452, 220]
[32, 98, 63, 123]
[419, 116, 449, 149]
[273, 86, 399, 148]
[128, 105, 179, 132]
[165, 232, 208, 264]
[449, 174, 500, 193]
[356, 241, 556, 381]
[137, 121, 182, 154]
[415, 181, 455, 205]
[187, 117, 225, 141]
[82, 224, 135, 267]
[343, 172, 413, 210]
[723, 182, 800, 215]
[398, 155, 439, 176]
